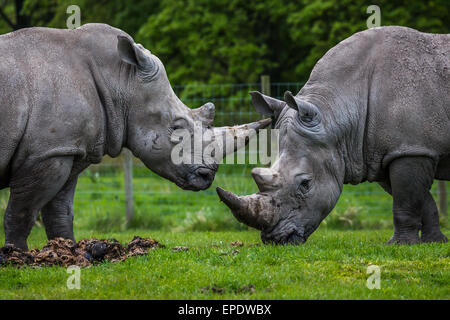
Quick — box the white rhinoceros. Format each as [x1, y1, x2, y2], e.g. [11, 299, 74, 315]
[0, 23, 270, 250]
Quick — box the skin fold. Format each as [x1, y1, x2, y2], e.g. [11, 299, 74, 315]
[0, 23, 270, 250]
[217, 26, 449, 245]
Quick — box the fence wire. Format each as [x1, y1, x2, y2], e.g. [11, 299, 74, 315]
[76, 81, 445, 222]
[0, 82, 445, 230]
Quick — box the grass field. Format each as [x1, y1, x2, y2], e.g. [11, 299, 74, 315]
[0, 229, 448, 299]
[0, 162, 449, 299]
[53, 162, 449, 232]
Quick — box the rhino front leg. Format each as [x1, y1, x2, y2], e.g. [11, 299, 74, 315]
[41, 176, 78, 241]
[4, 157, 73, 251]
[386, 157, 436, 245]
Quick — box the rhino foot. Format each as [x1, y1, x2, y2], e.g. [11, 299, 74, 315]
[420, 232, 448, 243]
[386, 234, 420, 245]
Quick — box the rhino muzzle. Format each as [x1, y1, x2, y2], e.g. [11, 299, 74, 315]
[216, 187, 308, 245]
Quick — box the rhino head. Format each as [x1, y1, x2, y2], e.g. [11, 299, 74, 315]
[117, 36, 270, 191]
[217, 91, 345, 244]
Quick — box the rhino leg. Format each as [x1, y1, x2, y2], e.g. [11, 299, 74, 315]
[41, 176, 78, 242]
[385, 157, 436, 245]
[420, 192, 448, 243]
[3, 157, 73, 251]
[379, 177, 448, 244]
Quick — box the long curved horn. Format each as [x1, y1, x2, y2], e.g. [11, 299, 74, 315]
[216, 187, 277, 230]
[212, 118, 271, 162]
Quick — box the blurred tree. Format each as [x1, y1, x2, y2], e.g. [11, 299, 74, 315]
[0, 0, 448, 84]
[136, 0, 291, 84]
[137, 0, 449, 84]
[0, 0, 57, 31]
[287, 0, 450, 82]
[46, 0, 159, 36]
[0, 0, 159, 34]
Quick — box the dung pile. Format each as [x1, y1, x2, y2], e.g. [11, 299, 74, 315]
[0, 236, 163, 268]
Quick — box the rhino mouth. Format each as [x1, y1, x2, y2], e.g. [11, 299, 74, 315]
[217, 187, 313, 245]
[286, 232, 306, 244]
[261, 229, 306, 245]
[183, 165, 217, 191]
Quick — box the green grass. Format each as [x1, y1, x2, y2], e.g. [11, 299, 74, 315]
[0, 162, 449, 299]
[0, 228, 448, 299]
[2, 163, 400, 232]
[1, 160, 448, 233]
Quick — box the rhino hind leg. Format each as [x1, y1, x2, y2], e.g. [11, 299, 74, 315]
[3, 157, 73, 251]
[4, 202, 38, 251]
[386, 156, 436, 245]
[41, 176, 78, 242]
[420, 192, 448, 243]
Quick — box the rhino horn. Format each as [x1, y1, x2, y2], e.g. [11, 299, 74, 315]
[192, 102, 215, 126]
[216, 187, 277, 230]
[212, 118, 271, 161]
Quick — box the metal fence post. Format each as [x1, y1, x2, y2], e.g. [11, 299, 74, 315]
[261, 75, 272, 163]
[123, 148, 134, 224]
[437, 180, 447, 219]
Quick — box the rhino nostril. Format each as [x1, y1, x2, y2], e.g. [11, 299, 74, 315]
[196, 167, 213, 180]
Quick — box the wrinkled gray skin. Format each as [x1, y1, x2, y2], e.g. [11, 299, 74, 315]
[0, 23, 270, 250]
[217, 26, 449, 245]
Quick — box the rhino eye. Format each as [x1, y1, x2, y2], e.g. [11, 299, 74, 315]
[295, 174, 312, 194]
[298, 112, 320, 128]
[299, 179, 310, 193]
[170, 118, 189, 131]
[171, 124, 183, 131]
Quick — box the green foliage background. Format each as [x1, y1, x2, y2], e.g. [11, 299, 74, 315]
[0, 0, 448, 85]
[0, 4, 449, 299]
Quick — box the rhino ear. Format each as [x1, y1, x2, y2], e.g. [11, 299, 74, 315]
[283, 91, 298, 111]
[117, 36, 156, 72]
[284, 91, 321, 126]
[249, 91, 285, 117]
[118, 36, 141, 65]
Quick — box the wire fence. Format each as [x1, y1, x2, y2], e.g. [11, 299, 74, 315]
[75, 80, 449, 228]
[173, 81, 305, 125]
[76, 81, 309, 227]
[1, 80, 446, 230]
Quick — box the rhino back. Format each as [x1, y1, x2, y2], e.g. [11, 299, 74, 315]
[364, 27, 450, 180]
[299, 26, 450, 183]
[0, 24, 128, 182]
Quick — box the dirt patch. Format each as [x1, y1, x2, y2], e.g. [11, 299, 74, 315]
[230, 241, 244, 247]
[172, 246, 189, 252]
[220, 249, 240, 256]
[0, 236, 163, 268]
[201, 284, 256, 295]
[235, 284, 256, 294]
[201, 285, 225, 294]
